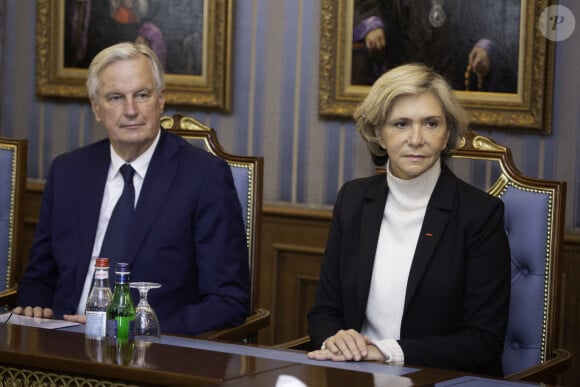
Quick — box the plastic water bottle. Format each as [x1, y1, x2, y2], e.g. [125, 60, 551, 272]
[85, 258, 112, 338]
[106, 262, 136, 341]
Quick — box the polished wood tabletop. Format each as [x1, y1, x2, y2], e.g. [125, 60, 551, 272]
[0, 323, 543, 386]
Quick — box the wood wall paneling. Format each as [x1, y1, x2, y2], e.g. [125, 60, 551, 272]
[560, 236, 580, 385]
[258, 205, 331, 344]
[271, 243, 323, 344]
[19, 182, 43, 278]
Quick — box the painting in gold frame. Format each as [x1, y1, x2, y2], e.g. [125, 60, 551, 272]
[319, 0, 555, 134]
[36, 0, 233, 111]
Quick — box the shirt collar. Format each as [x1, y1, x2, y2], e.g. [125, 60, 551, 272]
[109, 129, 161, 179]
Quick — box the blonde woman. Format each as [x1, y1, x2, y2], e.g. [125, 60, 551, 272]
[308, 63, 510, 376]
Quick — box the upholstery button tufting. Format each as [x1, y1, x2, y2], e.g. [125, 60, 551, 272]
[521, 268, 529, 276]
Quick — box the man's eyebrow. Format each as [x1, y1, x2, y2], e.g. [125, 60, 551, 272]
[135, 87, 153, 94]
[103, 91, 121, 98]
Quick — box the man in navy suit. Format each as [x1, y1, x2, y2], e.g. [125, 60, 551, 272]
[13, 42, 249, 335]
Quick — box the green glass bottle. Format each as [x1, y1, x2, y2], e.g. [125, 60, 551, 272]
[106, 263, 136, 341]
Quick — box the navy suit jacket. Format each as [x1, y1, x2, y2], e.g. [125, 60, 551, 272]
[308, 164, 510, 376]
[17, 129, 250, 335]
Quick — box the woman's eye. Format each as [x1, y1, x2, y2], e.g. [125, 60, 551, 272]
[426, 120, 440, 128]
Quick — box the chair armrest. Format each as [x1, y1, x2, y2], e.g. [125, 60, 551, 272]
[0, 286, 17, 310]
[504, 348, 572, 383]
[197, 308, 270, 343]
[274, 335, 313, 351]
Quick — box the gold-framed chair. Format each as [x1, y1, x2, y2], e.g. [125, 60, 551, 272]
[0, 137, 27, 311]
[160, 114, 268, 343]
[450, 131, 570, 382]
[277, 131, 570, 383]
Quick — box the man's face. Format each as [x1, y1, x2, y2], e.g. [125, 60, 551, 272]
[91, 55, 165, 161]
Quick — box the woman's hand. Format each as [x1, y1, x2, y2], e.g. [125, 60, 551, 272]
[307, 329, 386, 362]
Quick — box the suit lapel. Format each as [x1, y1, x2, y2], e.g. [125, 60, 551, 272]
[76, 141, 111, 291]
[356, 175, 388, 325]
[403, 166, 456, 314]
[124, 130, 180, 266]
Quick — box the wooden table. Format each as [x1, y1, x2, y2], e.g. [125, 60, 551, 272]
[0, 323, 542, 386]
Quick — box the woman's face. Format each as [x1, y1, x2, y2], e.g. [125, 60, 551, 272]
[376, 92, 450, 180]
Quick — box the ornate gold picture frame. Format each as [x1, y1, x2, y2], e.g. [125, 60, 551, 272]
[36, 0, 233, 111]
[319, 0, 555, 134]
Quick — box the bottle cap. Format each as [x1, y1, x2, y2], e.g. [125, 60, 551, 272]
[95, 258, 110, 268]
[115, 262, 131, 274]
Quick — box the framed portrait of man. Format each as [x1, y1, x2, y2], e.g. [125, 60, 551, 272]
[319, 0, 555, 134]
[36, 0, 233, 111]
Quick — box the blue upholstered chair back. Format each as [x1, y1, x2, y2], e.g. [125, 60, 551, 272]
[0, 138, 27, 303]
[161, 114, 263, 312]
[448, 132, 566, 377]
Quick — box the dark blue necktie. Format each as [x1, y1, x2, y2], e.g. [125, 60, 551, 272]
[100, 164, 135, 273]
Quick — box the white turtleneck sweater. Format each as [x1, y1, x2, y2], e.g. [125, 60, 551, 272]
[360, 159, 441, 364]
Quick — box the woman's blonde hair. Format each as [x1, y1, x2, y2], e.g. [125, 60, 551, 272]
[354, 63, 469, 165]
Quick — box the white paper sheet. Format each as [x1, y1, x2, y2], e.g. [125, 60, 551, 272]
[0, 313, 80, 329]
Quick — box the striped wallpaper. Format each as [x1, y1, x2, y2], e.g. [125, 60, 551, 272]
[1, 0, 580, 233]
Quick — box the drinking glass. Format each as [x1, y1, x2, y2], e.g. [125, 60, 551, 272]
[129, 282, 162, 340]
